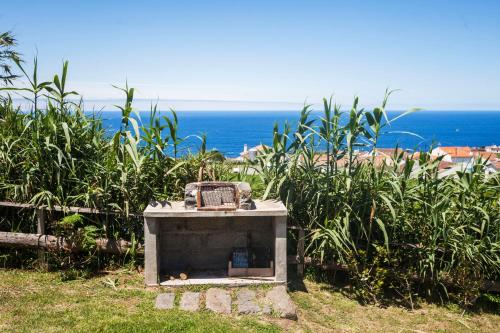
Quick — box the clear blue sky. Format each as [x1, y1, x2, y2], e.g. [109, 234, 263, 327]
[2, 0, 500, 110]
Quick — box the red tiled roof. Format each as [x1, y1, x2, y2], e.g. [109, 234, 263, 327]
[375, 148, 409, 157]
[409, 152, 438, 160]
[309, 154, 349, 166]
[310, 153, 395, 167]
[472, 151, 497, 160]
[438, 146, 472, 158]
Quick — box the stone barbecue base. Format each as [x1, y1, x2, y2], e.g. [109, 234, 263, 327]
[143, 199, 288, 286]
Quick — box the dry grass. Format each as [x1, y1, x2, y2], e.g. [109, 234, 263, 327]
[285, 280, 500, 333]
[0, 269, 498, 333]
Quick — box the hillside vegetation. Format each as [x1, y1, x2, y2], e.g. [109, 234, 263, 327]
[0, 37, 499, 309]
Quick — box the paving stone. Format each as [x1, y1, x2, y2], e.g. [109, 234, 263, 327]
[261, 304, 272, 315]
[180, 292, 200, 312]
[205, 288, 231, 314]
[266, 286, 297, 320]
[155, 293, 175, 310]
[236, 289, 260, 314]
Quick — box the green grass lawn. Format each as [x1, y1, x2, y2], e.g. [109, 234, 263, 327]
[0, 269, 498, 333]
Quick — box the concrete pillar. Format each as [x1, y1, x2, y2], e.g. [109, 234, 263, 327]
[273, 216, 287, 282]
[144, 217, 160, 286]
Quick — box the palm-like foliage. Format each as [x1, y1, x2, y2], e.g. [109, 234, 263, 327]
[0, 32, 20, 85]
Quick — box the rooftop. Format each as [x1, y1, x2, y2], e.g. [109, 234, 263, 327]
[434, 146, 473, 158]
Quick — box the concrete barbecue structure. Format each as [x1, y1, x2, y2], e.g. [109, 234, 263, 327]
[143, 182, 287, 286]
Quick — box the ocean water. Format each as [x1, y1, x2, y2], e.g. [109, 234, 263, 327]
[98, 111, 500, 157]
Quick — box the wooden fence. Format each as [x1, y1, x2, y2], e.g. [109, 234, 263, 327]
[2, 200, 497, 291]
[0, 201, 307, 276]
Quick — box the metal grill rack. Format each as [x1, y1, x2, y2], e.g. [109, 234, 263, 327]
[196, 182, 240, 211]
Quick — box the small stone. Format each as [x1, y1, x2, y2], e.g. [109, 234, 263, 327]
[184, 196, 197, 209]
[236, 182, 252, 194]
[180, 273, 188, 280]
[205, 288, 231, 314]
[239, 202, 253, 210]
[180, 292, 200, 311]
[240, 196, 252, 203]
[237, 289, 260, 314]
[266, 286, 297, 320]
[184, 182, 198, 196]
[155, 293, 175, 310]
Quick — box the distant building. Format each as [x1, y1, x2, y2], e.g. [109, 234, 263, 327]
[471, 149, 497, 161]
[484, 145, 500, 153]
[427, 145, 500, 175]
[239, 144, 269, 161]
[431, 146, 473, 164]
[310, 150, 401, 169]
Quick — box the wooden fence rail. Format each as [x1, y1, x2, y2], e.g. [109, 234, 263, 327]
[0, 201, 143, 217]
[0, 200, 306, 274]
[0, 231, 138, 255]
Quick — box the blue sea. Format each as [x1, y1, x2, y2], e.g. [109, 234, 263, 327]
[99, 111, 500, 157]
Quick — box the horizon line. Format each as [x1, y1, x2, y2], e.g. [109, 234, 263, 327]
[9, 98, 500, 112]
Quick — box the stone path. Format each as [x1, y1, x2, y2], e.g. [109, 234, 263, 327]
[154, 286, 297, 320]
[155, 292, 175, 310]
[237, 289, 260, 314]
[180, 292, 200, 311]
[265, 285, 297, 320]
[206, 288, 231, 314]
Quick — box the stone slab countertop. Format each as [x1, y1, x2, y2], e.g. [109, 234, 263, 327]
[144, 199, 287, 218]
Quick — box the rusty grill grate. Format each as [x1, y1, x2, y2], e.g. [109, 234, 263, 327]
[196, 182, 239, 211]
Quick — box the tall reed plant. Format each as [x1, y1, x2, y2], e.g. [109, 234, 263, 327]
[254, 93, 499, 306]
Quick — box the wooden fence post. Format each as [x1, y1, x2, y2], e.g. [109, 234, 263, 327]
[36, 208, 47, 268]
[297, 228, 305, 278]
